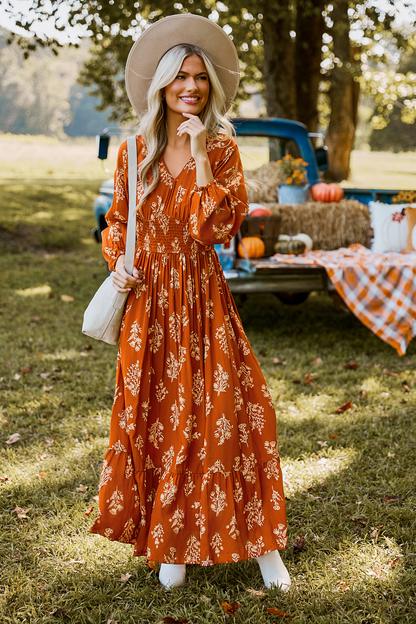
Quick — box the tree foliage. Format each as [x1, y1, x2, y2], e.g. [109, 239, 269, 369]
[5, 0, 416, 178]
[0, 29, 112, 136]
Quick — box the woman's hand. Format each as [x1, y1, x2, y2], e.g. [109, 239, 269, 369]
[112, 255, 143, 293]
[177, 113, 207, 160]
[177, 113, 213, 187]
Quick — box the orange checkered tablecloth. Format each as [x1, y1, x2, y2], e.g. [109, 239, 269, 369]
[271, 243, 416, 355]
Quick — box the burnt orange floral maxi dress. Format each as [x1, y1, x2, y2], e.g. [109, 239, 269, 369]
[90, 135, 288, 565]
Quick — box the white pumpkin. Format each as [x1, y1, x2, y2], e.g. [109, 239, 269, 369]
[278, 234, 291, 242]
[292, 233, 313, 251]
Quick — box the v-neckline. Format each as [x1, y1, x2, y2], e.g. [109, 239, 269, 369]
[160, 153, 194, 182]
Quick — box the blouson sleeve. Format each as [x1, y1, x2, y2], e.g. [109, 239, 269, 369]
[102, 141, 129, 272]
[189, 138, 249, 245]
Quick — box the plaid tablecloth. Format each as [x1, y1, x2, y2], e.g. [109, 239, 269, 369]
[271, 243, 416, 355]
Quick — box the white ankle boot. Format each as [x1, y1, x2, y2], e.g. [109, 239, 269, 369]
[256, 550, 291, 591]
[159, 563, 186, 588]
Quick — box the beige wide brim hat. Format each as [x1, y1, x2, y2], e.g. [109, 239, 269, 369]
[125, 14, 240, 117]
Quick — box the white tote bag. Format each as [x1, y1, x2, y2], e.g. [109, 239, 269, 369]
[82, 136, 137, 345]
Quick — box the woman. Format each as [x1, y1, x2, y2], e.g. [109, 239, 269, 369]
[90, 14, 290, 591]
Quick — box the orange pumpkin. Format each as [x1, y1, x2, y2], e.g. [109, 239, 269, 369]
[249, 207, 273, 217]
[238, 236, 265, 258]
[311, 182, 344, 203]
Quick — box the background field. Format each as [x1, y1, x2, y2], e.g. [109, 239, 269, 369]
[0, 145, 415, 623]
[1, 133, 416, 190]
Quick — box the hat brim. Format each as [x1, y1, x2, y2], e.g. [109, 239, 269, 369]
[125, 14, 240, 117]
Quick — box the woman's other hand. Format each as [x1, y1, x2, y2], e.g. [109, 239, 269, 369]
[112, 255, 142, 292]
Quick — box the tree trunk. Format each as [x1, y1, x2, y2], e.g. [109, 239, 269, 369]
[325, 0, 359, 181]
[295, 0, 325, 133]
[262, 0, 296, 119]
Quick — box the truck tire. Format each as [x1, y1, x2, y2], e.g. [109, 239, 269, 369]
[274, 292, 310, 305]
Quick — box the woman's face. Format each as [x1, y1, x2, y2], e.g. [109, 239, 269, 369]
[164, 54, 210, 117]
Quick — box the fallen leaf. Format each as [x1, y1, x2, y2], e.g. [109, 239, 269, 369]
[48, 608, 67, 617]
[120, 573, 132, 583]
[36, 472, 47, 478]
[304, 373, 316, 384]
[61, 294, 75, 303]
[292, 534, 305, 553]
[381, 392, 389, 398]
[0, 476, 9, 482]
[42, 385, 53, 392]
[335, 401, 352, 413]
[387, 452, 395, 458]
[38, 453, 47, 460]
[317, 440, 327, 447]
[360, 390, 367, 399]
[39, 372, 51, 378]
[312, 357, 323, 365]
[20, 367, 31, 373]
[343, 362, 359, 369]
[273, 358, 285, 365]
[246, 588, 265, 597]
[389, 558, 399, 567]
[370, 528, 379, 539]
[107, 619, 118, 624]
[44, 439, 55, 446]
[13, 373, 21, 381]
[367, 565, 386, 581]
[76, 484, 88, 492]
[92, 495, 99, 502]
[384, 494, 404, 503]
[146, 560, 158, 573]
[6, 433, 21, 445]
[84, 345, 93, 350]
[402, 382, 410, 392]
[266, 607, 293, 617]
[221, 601, 241, 617]
[12, 506, 29, 520]
[350, 517, 366, 526]
[83, 506, 94, 516]
[383, 368, 398, 377]
[329, 433, 337, 439]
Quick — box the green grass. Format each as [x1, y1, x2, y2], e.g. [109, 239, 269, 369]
[0, 179, 415, 623]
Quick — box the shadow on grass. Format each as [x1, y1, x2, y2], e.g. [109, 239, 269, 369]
[1, 184, 415, 622]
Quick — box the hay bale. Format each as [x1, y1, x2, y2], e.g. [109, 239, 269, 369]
[264, 200, 370, 250]
[245, 162, 284, 204]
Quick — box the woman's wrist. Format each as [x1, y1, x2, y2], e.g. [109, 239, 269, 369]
[194, 154, 214, 187]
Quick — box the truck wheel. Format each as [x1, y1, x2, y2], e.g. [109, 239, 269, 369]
[274, 292, 310, 305]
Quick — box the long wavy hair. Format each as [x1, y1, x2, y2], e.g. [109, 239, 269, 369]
[137, 44, 234, 210]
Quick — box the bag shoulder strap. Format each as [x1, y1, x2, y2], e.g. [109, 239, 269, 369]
[124, 135, 137, 275]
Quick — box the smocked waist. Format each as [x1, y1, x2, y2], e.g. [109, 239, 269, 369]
[135, 218, 209, 255]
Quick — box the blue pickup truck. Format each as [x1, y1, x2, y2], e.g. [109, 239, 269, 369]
[93, 118, 402, 302]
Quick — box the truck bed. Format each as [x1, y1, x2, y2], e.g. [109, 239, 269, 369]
[226, 259, 331, 294]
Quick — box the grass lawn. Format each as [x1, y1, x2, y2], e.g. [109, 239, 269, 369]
[0, 161, 415, 622]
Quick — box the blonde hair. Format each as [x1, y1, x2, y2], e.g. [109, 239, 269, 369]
[137, 44, 234, 209]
